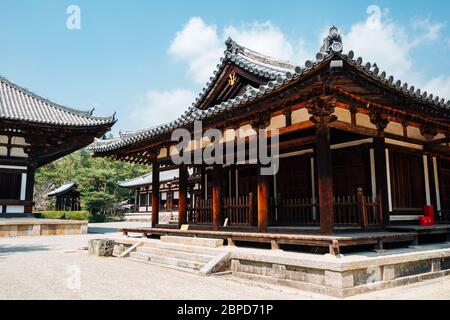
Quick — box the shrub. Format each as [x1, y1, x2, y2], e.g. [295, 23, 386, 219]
[34, 211, 91, 221]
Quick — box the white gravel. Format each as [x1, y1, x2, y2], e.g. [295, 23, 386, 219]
[0, 233, 309, 300]
[1, 226, 450, 300]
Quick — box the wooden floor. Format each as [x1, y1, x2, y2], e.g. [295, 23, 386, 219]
[120, 226, 419, 256]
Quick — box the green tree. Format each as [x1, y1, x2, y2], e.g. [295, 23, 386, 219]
[35, 149, 149, 215]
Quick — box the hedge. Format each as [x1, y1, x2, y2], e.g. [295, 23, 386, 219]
[33, 211, 106, 223]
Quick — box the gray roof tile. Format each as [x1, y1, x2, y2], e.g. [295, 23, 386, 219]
[0, 75, 115, 127]
[93, 27, 450, 154]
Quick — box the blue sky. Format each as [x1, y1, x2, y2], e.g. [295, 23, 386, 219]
[1, 0, 449, 135]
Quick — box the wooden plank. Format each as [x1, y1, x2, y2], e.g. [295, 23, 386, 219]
[118, 240, 144, 258]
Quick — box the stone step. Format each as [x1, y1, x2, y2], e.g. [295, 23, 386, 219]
[142, 239, 223, 256]
[161, 236, 224, 248]
[136, 246, 214, 263]
[129, 251, 206, 270]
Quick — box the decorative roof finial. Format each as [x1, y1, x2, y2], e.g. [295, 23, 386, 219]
[320, 26, 343, 54]
[225, 37, 238, 53]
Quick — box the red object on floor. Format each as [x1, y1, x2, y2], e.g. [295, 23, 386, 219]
[423, 205, 435, 225]
[419, 216, 431, 226]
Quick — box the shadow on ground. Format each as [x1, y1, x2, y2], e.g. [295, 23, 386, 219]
[0, 244, 52, 257]
[88, 227, 119, 234]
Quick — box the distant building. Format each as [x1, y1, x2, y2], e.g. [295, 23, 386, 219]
[47, 182, 80, 211]
[118, 169, 200, 213]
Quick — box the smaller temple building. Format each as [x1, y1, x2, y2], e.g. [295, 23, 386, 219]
[0, 74, 115, 217]
[119, 169, 201, 213]
[47, 182, 80, 211]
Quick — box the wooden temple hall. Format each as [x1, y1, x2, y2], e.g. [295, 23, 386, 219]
[93, 27, 450, 242]
[0, 76, 115, 217]
[118, 169, 200, 214]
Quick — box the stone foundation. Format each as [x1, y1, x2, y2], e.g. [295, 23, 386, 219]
[0, 219, 88, 237]
[229, 246, 450, 297]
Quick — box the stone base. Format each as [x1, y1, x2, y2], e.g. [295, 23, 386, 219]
[0, 219, 88, 237]
[88, 239, 115, 257]
[229, 245, 450, 297]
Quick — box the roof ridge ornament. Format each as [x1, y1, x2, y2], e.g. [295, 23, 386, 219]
[320, 26, 343, 54]
[225, 37, 240, 54]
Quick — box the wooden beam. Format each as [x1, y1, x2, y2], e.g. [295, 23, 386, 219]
[151, 161, 160, 228]
[178, 165, 188, 228]
[316, 115, 334, 235]
[257, 170, 270, 233]
[212, 165, 223, 230]
[374, 136, 390, 227]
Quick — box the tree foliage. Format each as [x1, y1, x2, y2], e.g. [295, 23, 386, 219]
[35, 149, 149, 214]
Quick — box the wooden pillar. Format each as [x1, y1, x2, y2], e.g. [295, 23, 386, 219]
[212, 165, 223, 230]
[308, 97, 336, 235]
[134, 189, 139, 212]
[151, 161, 160, 228]
[25, 166, 35, 214]
[370, 112, 390, 227]
[257, 171, 269, 233]
[178, 165, 188, 227]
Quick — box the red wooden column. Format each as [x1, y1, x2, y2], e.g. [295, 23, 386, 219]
[212, 165, 223, 230]
[257, 171, 270, 233]
[370, 112, 390, 227]
[308, 98, 336, 235]
[151, 161, 160, 228]
[178, 165, 188, 227]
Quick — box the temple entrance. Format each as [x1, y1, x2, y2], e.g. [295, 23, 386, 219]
[389, 149, 426, 218]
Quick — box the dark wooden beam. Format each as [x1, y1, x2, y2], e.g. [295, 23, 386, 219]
[178, 165, 188, 228]
[212, 165, 223, 230]
[151, 161, 160, 228]
[257, 169, 269, 233]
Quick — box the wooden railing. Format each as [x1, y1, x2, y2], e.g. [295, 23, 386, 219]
[189, 188, 382, 228]
[271, 197, 319, 225]
[189, 198, 213, 224]
[271, 188, 382, 228]
[224, 193, 255, 226]
[334, 188, 382, 228]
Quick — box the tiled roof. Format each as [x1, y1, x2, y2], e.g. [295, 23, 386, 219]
[193, 38, 300, 110]
[118, 169, 180, 188]
[47, 182, 76, 197]
[93, 27, 450, 154]
[0, 75, 116, 127]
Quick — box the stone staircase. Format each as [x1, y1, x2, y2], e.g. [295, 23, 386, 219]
[127, 236, 227, 273]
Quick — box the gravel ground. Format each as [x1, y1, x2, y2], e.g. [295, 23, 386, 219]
[0, 233, 316, 300]
[1, 225, 450, 300]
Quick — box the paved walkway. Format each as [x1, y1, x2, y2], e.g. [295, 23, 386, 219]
[0, 224, 450, 300]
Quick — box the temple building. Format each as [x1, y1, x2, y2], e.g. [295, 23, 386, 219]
[93, 27, 450, 237]
[47, 182, 81, 211]
[118, 169, 201, 214]
[0, 75, 115, 217]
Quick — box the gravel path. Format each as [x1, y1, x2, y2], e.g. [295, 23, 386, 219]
[0, 234, 313, 300]
[1, 229, 450, 300]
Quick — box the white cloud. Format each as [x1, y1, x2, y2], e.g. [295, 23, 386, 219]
[423, 76, 450, 102]
[344, 19, 414, 81]
[134, 12, 449, 129]
[129, 89, 195, 128]
[344, 12, 449, 100]
[168, 17, 223, 84]
[168, 17, 311, 85]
